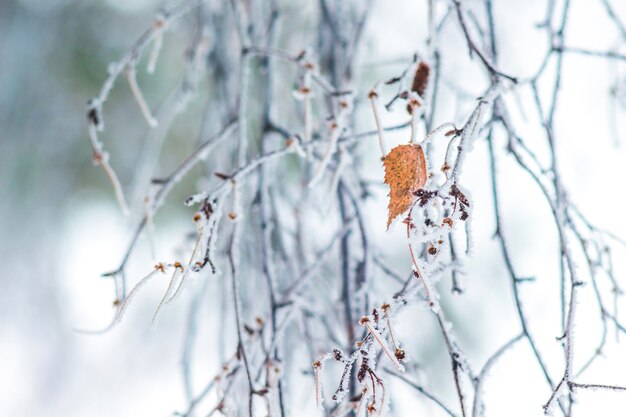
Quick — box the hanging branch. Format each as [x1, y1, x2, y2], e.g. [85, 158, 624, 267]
[83, 1, 626, 416]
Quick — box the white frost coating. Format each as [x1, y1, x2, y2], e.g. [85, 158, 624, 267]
[164, 266, 195, 305]
[314, 352, 333, 409]
[107, 61, 119, 76]
[420, 122, 458, 147]
[162, 229, 205, 307]
[144, 195, 158, 260]
[329, 402, 353, 417]
[185, 143, 301, 207]
[378, 383, 391, 417]
[87, 121, 129, 215]
[146, 13, 167, 74]
[369, 82, 387, 157]
[408, 92, 424, 144]
[396, 342, 411, 364]
[364, 322, 404, 372]
[439, 313, 477, 375]
[203, 199, 224, 276]
[309, 108, 348, 189]
[151, 265, 184, 326]
[125, 67, 158, 128]
[353, 390, 369, 417]
[413, 224, 444, 245]
[544, 381, 567, 416]
[146, 32, 163, 74]
[446, 83, 501, 184]
[425, 204, 440, 227]
[221, 395, 238, 417]
[325, 145, 351, 214]
[464, 211, 475, 257]
[186, 187, 222, 207]
[74, 268, 165, 334]
[565, 289, 580, 370]
[413, 254, 441, 313]
[332, 362, 353, 403]
[308, 124, 341, 188]
[400, 61, 419, 94]
[368, 347, 378, 373]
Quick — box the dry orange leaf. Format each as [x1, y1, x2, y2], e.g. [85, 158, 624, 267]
[383, 144, 427, 229]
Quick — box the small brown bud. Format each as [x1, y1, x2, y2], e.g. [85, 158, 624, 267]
[214, 171, 230, 180]
[92, 151, 104, 164]
[358, 316, 370, 326]
[428, 245, 437, 255]
[228, 212, 237, 220]
[193, 212, 202, 222]
[394, 348, 406, 361]
[153, 16, 166, 29]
